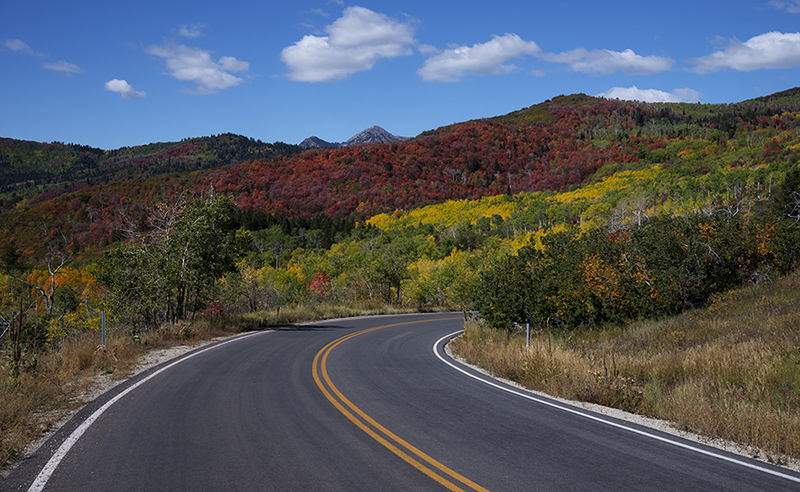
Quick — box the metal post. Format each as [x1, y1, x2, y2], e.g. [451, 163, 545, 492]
[526, 318, 530, 355]
[101, 310, 106, 350]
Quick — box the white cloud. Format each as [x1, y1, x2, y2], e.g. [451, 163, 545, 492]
[544, 48, 674, 75]
[417, 33, 671, 82]
[105, 79, 146, 99]
[4, 38, 45, 56]
[768, 1, 800, 13]
[7, 39, 84, 75]
[281, 6, 416, 82]
[596, 86, 702, 103]
[691, 32, 800, 73]
[145, 43, 249, 95]
[42, 60, 83, 75]
[417, 34, 541, 82]
[178, 23, 206, 38]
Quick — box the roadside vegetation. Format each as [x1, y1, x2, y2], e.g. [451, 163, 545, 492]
[450, 269, 800, 463]
[3, 91, 800, 473]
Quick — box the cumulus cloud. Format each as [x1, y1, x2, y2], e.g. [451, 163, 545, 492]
[417, 34, 541, 82]
[145, 43, 249, 94]
[4, 38, 45, 56]
[691, 31, 800, 73]
[417, 33, 672, 82]
[42, 60, 83, 75]
[596, 86, 702, 103]
[281, 6, 416, 82]
[544, 48, 674, 75]
[104, 79, 146, 99]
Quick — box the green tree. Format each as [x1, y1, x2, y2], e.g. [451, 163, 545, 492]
[364, 237, 414, 304]
[99, 193, 236, 331]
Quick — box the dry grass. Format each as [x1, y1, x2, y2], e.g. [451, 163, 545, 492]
[0, 301, 420, 474]
[207, 301, 421, 333]
[450, 270, 800, 464]
[0, 332, 148, 470]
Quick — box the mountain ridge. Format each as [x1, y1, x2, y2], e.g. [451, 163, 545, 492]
[4, 87, 800, 257]
[299, 126, 408, 149]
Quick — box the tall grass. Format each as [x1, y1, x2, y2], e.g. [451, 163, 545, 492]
[450, 270, 800, 463]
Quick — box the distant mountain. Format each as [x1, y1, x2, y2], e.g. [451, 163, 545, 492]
[299, 126, 408, 149]
[299, 136, 340, 149]
[344, 126, 409, 146]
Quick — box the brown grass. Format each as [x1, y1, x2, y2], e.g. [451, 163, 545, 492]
[450, 270, 800, 464]
[0, 332, 147, 471]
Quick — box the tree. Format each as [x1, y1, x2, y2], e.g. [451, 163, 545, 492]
[364, 239, 413, 304]
[1, 242, 34, 386]
[1, 230, 73, 386]
[307, 268, 331, 301]
[99, 192, 237, 331]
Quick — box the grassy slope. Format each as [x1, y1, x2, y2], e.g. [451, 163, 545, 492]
[450, 270, 800, 464]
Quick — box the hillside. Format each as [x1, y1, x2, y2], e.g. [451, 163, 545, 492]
[0, 133, 303, 213]
[3, 88, 800, 258]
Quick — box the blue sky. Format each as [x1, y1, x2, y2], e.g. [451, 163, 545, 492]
[3, 1, 800, 149]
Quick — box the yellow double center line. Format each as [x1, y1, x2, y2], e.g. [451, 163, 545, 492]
[312, 319, 490, 492]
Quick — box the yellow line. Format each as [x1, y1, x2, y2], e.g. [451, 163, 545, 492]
[312, 319, 490, 492]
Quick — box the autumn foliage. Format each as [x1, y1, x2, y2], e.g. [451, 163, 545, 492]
[2, 89, 800, 336]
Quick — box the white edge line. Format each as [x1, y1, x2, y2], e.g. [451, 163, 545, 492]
[433, 330, 800, 485]
[28, 330, 267, 492]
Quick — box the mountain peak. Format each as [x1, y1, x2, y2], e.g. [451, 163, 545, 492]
[299, 126, 408, 149]
[299, 136, 339, 149]
[344, 126, 407, 146]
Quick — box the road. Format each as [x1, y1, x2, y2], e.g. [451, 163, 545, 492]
[3, 312, 800, 491]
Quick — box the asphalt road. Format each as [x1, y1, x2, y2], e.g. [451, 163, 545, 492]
[4, 312, 800, 491]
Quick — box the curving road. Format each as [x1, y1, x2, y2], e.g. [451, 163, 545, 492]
[3, 313, 800, 491]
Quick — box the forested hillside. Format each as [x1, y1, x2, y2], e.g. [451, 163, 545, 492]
[3, 89, 800, 466]
[2, 88, 800, 339]
[0, 133, 302, 213]
[5, 89, 800, 259]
